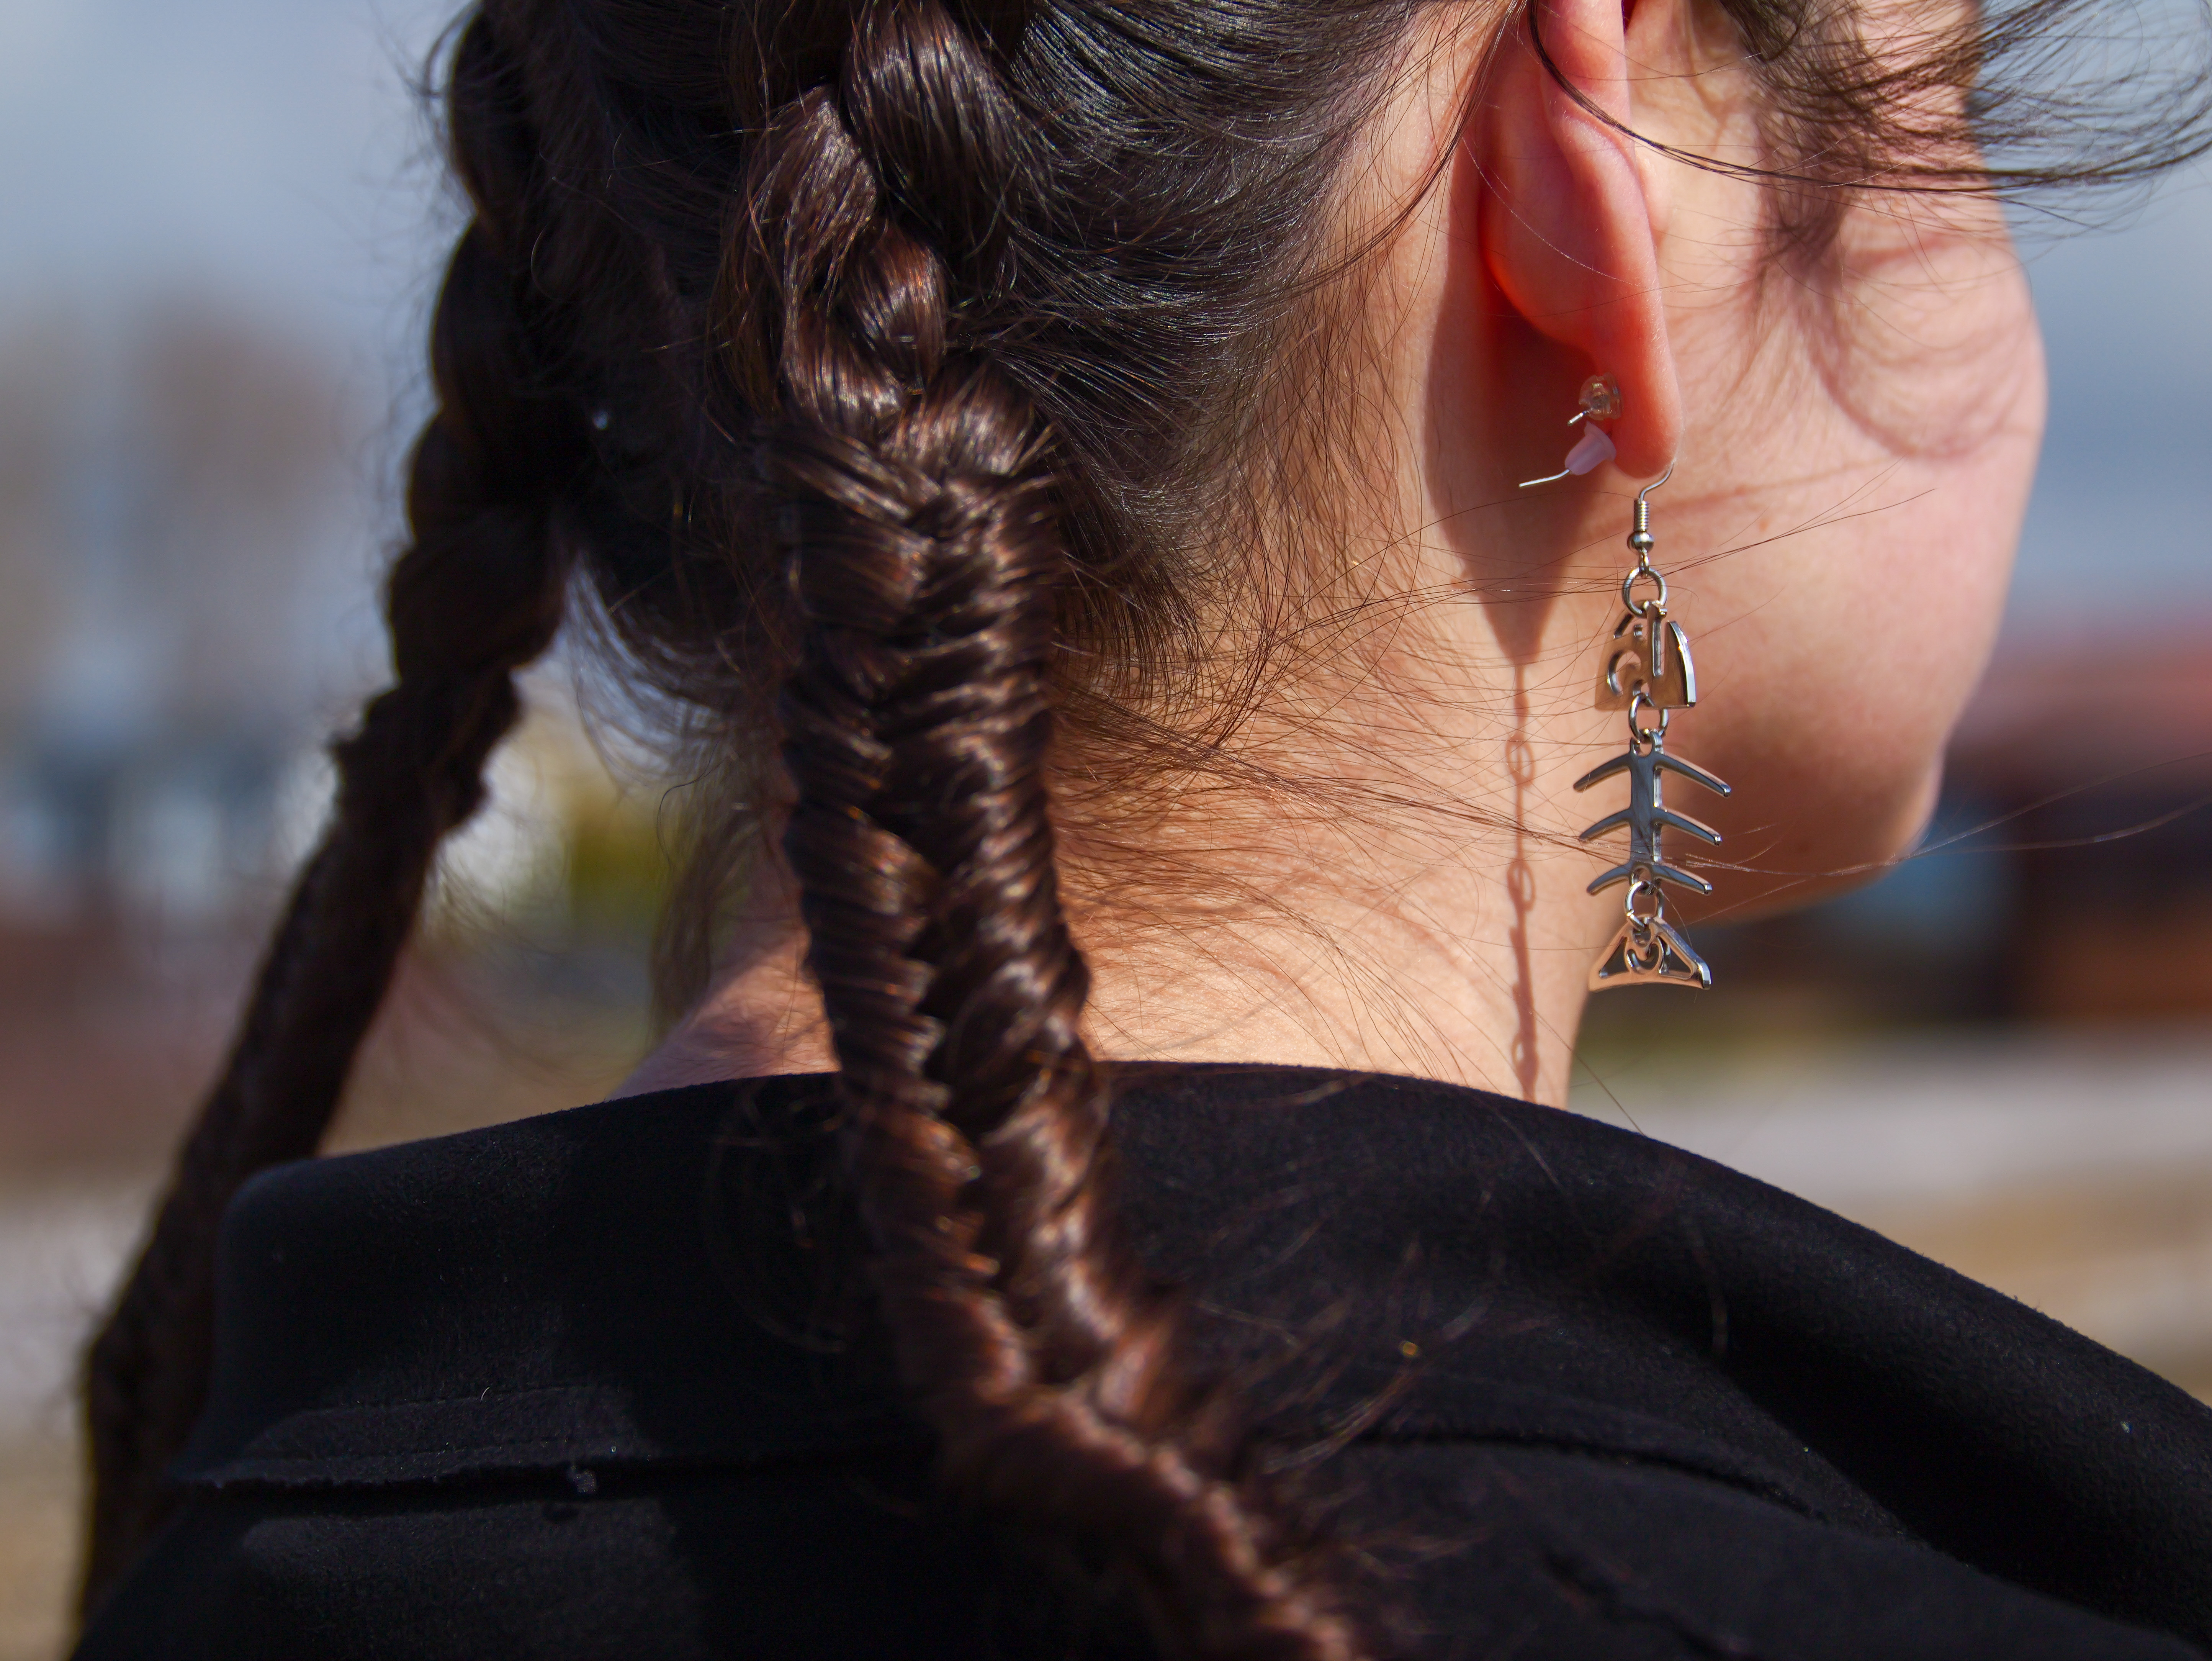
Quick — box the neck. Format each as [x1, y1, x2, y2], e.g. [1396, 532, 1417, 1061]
[618, 698, 1633, 1109]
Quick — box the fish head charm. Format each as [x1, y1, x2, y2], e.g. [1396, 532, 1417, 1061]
[1598, 608, 1698, 711]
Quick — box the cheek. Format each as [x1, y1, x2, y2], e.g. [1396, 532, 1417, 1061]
[1682, 273, 2044, 907]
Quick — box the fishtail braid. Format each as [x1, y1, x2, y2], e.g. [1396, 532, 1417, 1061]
[737, 7, 1365, 1654]
[78, 16, 586, 1611]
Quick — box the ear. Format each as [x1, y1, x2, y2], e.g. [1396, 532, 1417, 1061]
[1476, 0, 1680, 475]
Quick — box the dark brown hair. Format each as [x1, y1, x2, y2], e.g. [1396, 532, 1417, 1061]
[80, 0, 2211, 1648]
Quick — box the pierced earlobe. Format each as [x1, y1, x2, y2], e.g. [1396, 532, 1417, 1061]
[1520, 373, 1621, 488]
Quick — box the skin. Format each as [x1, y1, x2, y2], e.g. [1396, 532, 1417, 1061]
[622, 0, 2043, 1108]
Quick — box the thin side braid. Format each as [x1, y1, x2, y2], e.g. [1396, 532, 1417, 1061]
[78, 21, 584, 1602]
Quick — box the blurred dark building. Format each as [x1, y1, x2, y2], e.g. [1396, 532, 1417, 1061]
[1951, 637, 2212, 1020]
[1693, 633, 2212, 1027]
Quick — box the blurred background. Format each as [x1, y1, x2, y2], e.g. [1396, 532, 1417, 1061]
[0, 0, 2208, 1654]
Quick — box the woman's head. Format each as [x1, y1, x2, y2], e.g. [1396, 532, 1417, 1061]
[79, 0, 2205, 1645]
[568, 0, 2049, 1096]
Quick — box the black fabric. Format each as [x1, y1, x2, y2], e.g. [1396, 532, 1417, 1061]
[76, 1066, 2212, 1659]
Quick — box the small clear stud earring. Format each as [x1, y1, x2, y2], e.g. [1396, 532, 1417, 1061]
[1519, 373, 1621, 488]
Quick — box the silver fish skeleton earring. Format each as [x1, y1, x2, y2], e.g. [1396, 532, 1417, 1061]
[1521, 376, 1732, 990]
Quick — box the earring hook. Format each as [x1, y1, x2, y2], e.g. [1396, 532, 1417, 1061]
[1628, 461, 1675, 537]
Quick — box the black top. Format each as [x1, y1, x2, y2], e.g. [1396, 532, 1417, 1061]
[78, 1067, 2212, 1659]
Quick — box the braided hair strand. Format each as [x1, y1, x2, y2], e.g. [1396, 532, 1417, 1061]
[78, 16, 587, 1609]
[738, 8, 1363, 1653]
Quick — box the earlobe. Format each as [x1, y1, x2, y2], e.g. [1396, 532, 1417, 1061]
[1475, 0, 1681, 473]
